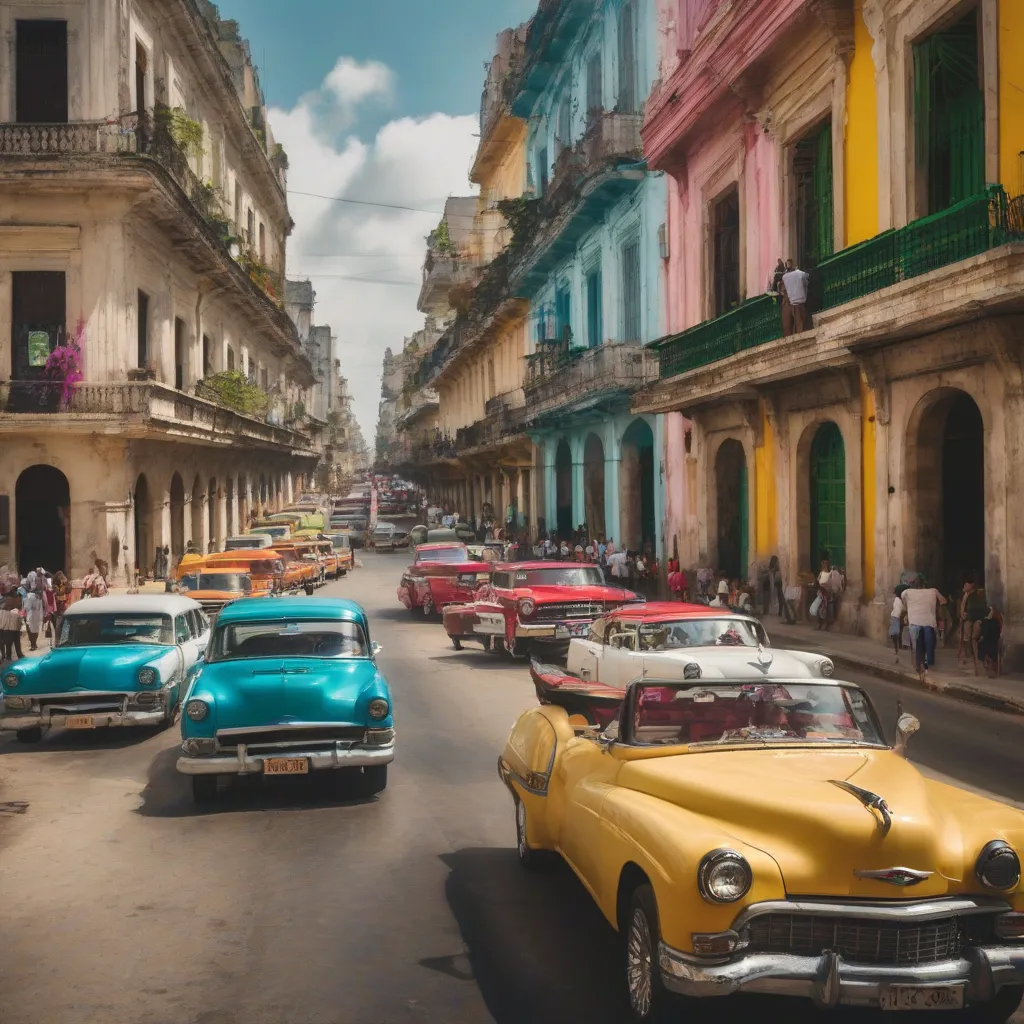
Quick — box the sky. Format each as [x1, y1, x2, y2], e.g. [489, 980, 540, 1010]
[216, 0, 536, 450]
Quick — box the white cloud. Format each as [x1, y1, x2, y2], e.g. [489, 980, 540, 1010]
[269, 59, 479, 450]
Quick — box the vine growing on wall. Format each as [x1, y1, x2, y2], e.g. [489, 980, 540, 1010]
[155, 105, 205, 160]
[195, 370, 269, 418]
[44, 318, 85, 409]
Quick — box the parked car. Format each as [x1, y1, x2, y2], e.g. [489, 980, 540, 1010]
[563, 602, 834, 686]
[177, 597, 394, 803]
[224, 533, 272, 551]
[371, 521, 398, 551]
[323, 533, 354, 575]
[500, 677, 1024, 1023]
[398, 542, 491, 617]
[0, 595, 210, 741]
[442, 562, 641, 658]
[178, 568, 270, 620]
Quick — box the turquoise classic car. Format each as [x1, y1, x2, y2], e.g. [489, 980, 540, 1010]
[176, 596, 394, 803]
[0, 594, 210, 741]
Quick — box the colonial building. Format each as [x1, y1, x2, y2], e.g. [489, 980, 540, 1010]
[636, 0, 1024, 653]
[506, 0, 666, 551]
[0, 0, 319, 580]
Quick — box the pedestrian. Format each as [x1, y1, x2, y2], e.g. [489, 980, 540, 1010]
[42, 573, 57, 644]
[559, 539, 570, 560]
[889, 587, 906, 663]
[958, 575, 988, 666]
[780, 259, 810, 335]
[814, 556, 833, 630]
[584, 538, 595, 562]
[710, 579, 730, 608]
[768, 257, 786, 295]
[902, 577, 947, 684]
[976, 606, 1002, 677]
[22, 571, 44, 651]
[0, 591, 25, 662]
[52, 571, 71, 639]
[608, 547, 629, 584]
[574, 544, 584, 563]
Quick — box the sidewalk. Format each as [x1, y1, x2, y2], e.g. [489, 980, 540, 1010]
[770, 620, 1024, 716]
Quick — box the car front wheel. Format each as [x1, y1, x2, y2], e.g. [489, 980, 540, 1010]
[626, 885, 679, 1023]
[15, 726, 42, 744]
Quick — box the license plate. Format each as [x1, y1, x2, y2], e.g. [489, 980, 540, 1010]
[263, 757, 309, 775]
[880, 986, 964, 1011]
[64, 715, 95, 729]
[556, 622, 589, 638]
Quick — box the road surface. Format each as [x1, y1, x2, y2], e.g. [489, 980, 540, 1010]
[0, 558, 1021, 1023]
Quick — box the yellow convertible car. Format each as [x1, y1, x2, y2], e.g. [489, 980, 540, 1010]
[498, 676, 1024, 1022]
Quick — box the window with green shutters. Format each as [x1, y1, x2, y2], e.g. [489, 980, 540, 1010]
[913, 9, 984, 215]
[794, 120, 833, 269]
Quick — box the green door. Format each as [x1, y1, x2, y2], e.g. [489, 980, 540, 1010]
[810, 423, 846, 570]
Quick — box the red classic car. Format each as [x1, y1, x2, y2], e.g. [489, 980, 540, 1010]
[397, 542, 491, 617]
[441, 561, 641, 658]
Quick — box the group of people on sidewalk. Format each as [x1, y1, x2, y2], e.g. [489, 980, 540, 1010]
[0, 562, 108, 664]
[534, 530, 658, 592]
[889, 573, 1002, 682]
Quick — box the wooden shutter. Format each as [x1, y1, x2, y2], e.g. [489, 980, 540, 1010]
[622, 240, 641, 341]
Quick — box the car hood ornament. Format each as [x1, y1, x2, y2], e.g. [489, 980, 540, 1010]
[853, 866, 933, 887]
[829, 780, 892, 836]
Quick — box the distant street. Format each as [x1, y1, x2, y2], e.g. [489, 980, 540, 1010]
[1, 558, 1022, 1024]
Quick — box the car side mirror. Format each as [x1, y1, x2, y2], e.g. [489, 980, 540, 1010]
[371, 641, 382, 656]
[893, 712, 920, 756]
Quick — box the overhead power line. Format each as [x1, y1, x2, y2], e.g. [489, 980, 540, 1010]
[286, 190, 479, 218]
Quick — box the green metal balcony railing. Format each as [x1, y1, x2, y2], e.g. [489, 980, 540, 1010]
[656, 185, 1024, 380]
[656, 293, 782, 379]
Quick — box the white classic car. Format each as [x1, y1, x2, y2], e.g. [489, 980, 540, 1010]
[564, 601, 834, 686]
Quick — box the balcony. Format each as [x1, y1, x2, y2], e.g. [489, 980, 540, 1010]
[473, 25, 528, 183]
[455, 390, 529, 455]
[0, 380, 319, 455]
[523, 340, 659, 426]
[417, 250, 477, 315]
[0, 117, 306, 370]
[653, 186, 1024, 382]
[512, 112, 645, 298]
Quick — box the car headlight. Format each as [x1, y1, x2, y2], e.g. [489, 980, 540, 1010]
[368, 698, 390, 720]
[3, 672, 18, 689]
[185, 699, 209, 722]
[976, 840, 1021, 891]
[518, 598, 536, 618]
[684, 662, 702, 680]
[697, 849, 752, 903]
[138, 667, 158, 686]
[818, 658, 835, 677]
[4, 696, 30, 710]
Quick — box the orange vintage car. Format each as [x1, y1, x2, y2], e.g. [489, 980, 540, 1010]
[177, 567, 271, 618]
[271, 541, 322, 591]
[197, 549, 295, 594]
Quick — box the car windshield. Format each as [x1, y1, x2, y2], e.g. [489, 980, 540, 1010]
[179, 573, 252, 594]
[627, 682, 885, 748]
[251, 527, 289, 539]
[326, 536, 350, 550]
[636, 618, 768, 650]
[416, 546, 467, 564]
[512, 567, 605, 587]
[210, 619, 368, 660]
[60, 613, 174, 647]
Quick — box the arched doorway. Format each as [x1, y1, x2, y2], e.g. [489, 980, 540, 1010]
[207, 477, 216, 548]
[134, 473, 152, 579]
[621, 419, 655, 552]
[170, 473, 185, 564]
[583, 433, 606, 539]
[555, 440, 573, 538]
[909, 390, 984, 593]
[190, 475, 204, 549]
[15, 465, 69, 574]
[810, 422, 846, 571]
[715, 439, 747, 579]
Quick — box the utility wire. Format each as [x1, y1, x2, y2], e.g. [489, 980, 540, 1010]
[286, 190, 479, 218]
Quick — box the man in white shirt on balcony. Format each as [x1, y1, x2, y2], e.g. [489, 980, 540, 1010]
[781, 259, 810, 336]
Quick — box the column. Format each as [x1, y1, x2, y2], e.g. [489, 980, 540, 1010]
[154, 483, 171, 577]
[543, 438, 557, 534]
[516, 469, 525, 529]
[287, 473, 295, 504]
[198, 491, 211, 554]
[214, 483, 228, 551]
[570, 435, 585, 532]
[604, 426, 622, 547]
[227, 483, 238, 539]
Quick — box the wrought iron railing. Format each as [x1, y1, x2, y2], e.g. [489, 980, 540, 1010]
[656, 185, 1024, 380]
[525, 335, 584, 385]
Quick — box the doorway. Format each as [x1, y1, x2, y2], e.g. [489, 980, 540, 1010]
[810, 422, 846, 570]
[9, 271, 66, 411]
[134, 473, 152, 579]
[715, 439, 748, 579]
[555, 440, 573, 538]
[621, 419, 656, 553]
[15, 464, 70, 574]
[583, 433, 606, 538]
[170, 473, 185, 564]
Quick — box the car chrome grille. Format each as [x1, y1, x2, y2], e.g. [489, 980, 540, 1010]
[533, 602, 610, 622]
[746, 913, 961, 966]
[39, 695, 125, 713]
[216, 726, 366, 748]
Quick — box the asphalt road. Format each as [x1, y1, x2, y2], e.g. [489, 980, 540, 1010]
[0, 558, 1021, 1024]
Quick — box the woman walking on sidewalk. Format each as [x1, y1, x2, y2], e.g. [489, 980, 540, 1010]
[889, 588, 906, 663]
[903, 578, 947, 684]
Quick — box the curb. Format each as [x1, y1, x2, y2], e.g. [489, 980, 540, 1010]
[821, 651, 1024, 717]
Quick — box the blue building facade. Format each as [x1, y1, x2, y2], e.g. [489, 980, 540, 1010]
[507, 0, 665, 555]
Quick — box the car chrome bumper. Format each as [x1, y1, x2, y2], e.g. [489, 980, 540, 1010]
[658, 943, 1024, 1008]
[176, 741, 395, 776]
[0, 708, 166, 730]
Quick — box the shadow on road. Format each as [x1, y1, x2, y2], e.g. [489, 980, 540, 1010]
[441, 846, 912, 1024]
[136, 746, 381, 818]
[0, 724, 159, 757]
